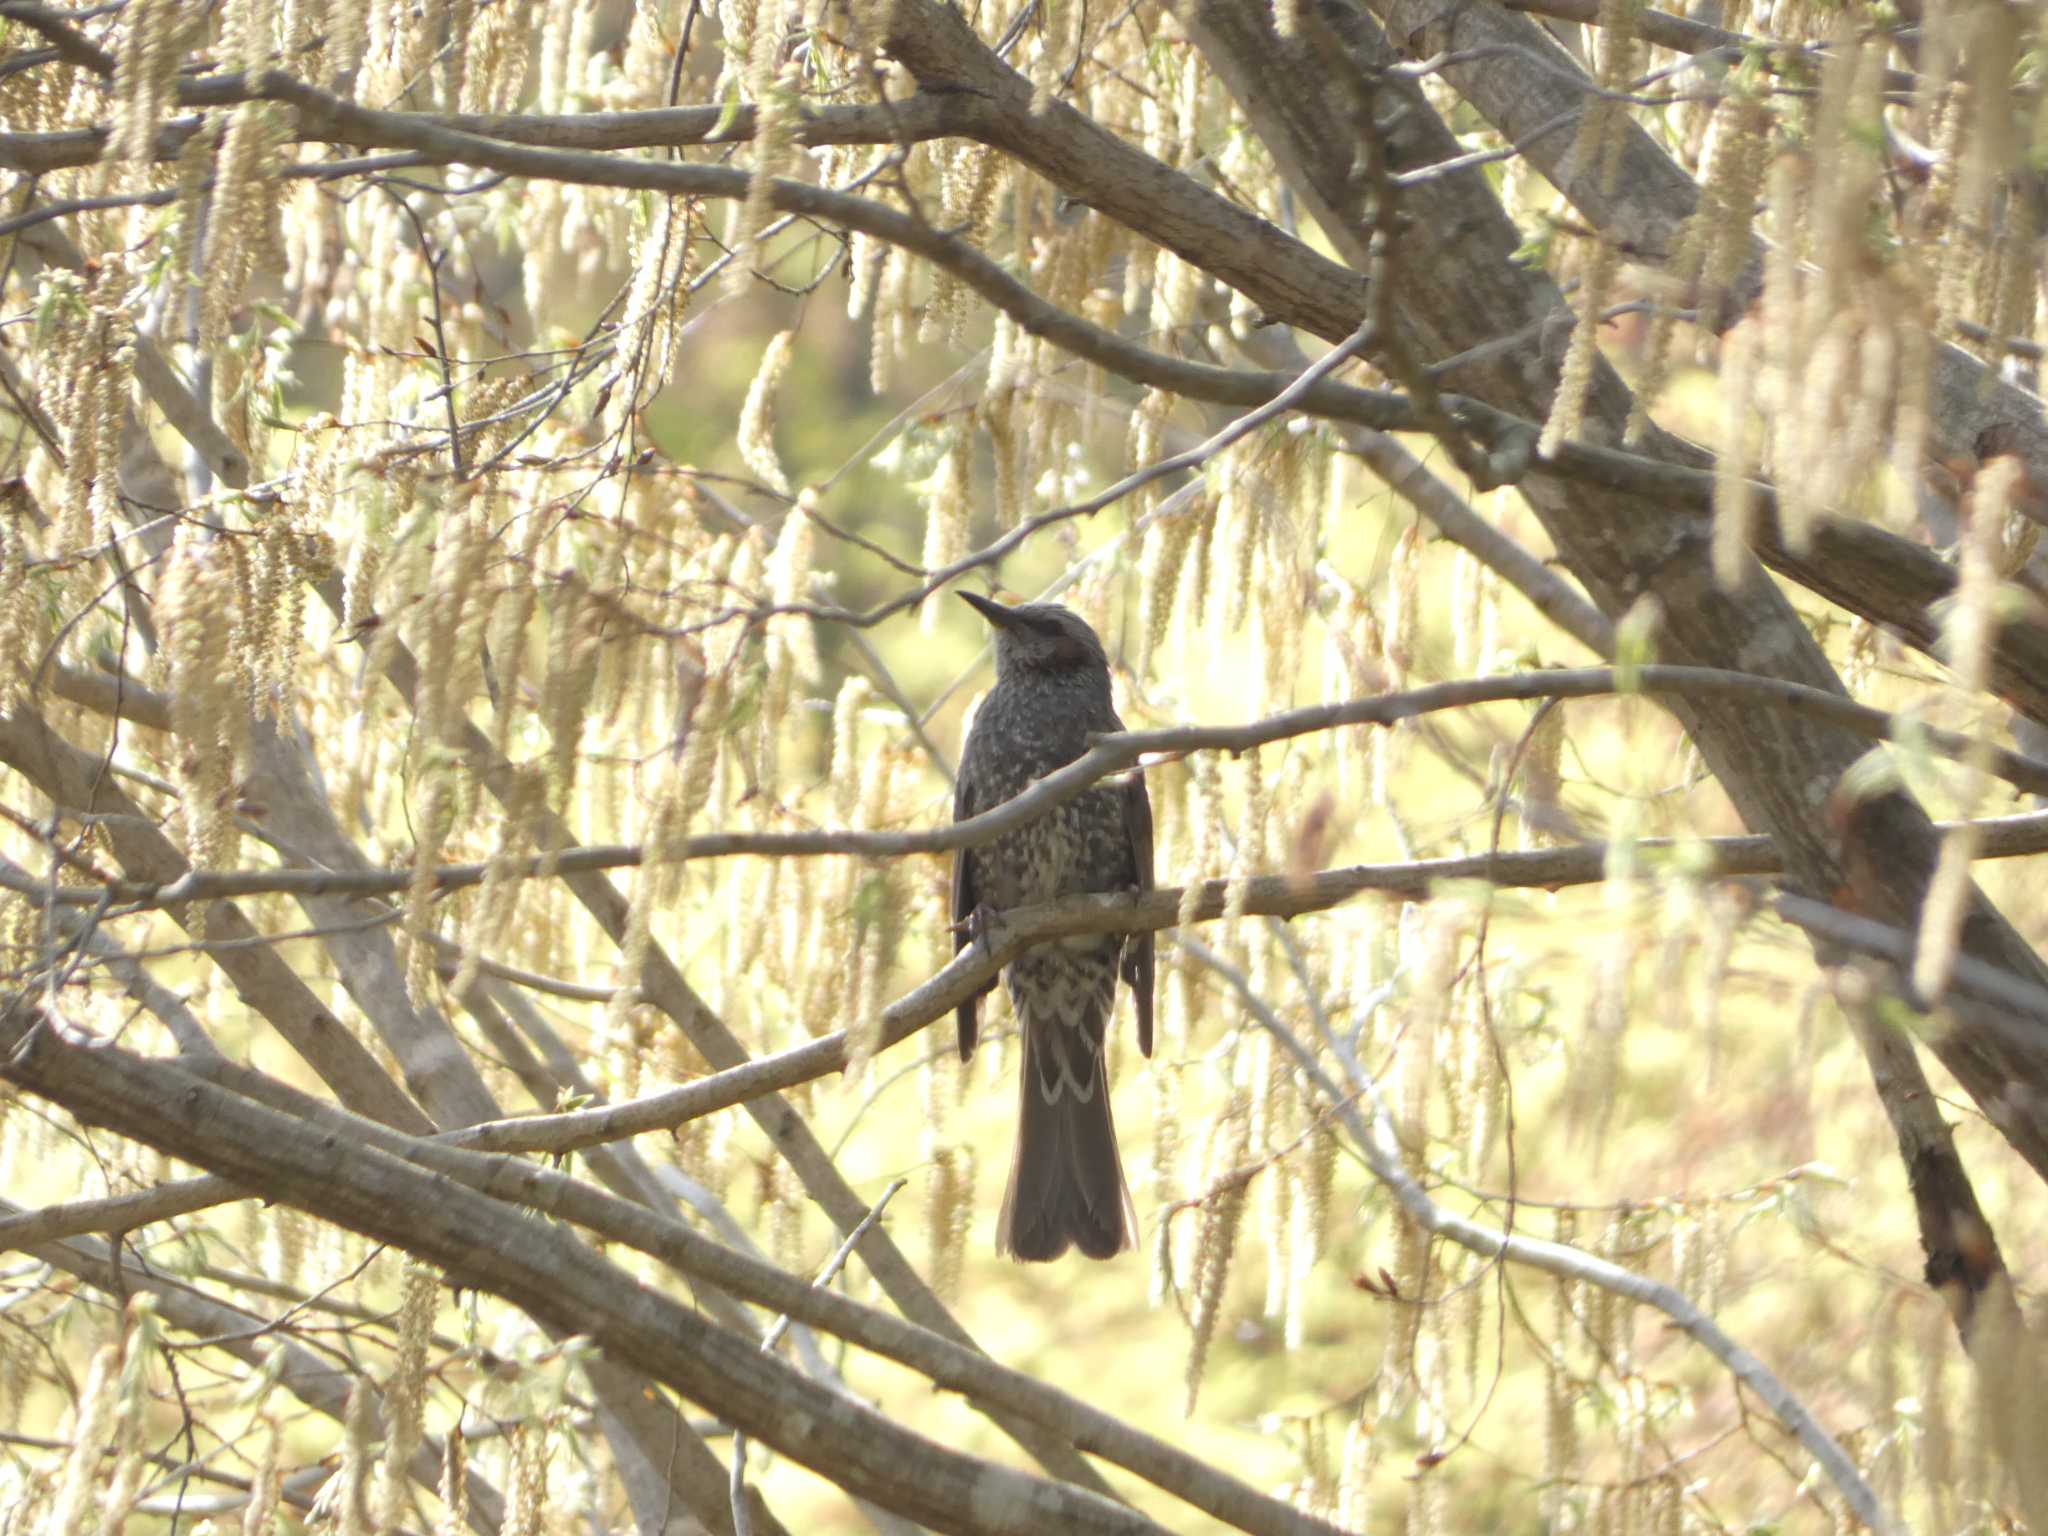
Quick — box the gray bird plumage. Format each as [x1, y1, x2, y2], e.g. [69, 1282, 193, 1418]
[953, 591, 1153, 1262]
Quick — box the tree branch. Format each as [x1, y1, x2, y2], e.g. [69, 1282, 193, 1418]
[0, 94, 983, 175]
[1175, 934, 1906, 1536]
[1172, 0, 2048, 1197]
[0, 1012, 1344, 1536]
[12, 667, 2045, 916]
[0, 1201, 510, 1535]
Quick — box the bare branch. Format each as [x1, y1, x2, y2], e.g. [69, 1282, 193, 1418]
[0, 1014, 1349, 1536]
[15, 667, 2046, 916]
[1499, 0, 1918, 94]
[1175, 934, 1907, 1536]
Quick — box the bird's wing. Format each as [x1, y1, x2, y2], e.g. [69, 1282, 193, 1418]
[1122, 765, 1155, 1057]
[952, 767, 980, 1061]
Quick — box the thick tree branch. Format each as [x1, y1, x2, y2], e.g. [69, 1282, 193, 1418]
[0, 94, 982, 175]
[0, 1012, 1332, 1536]
[1170, 0, 2048, 1197]
[0, 1203, 509, 1535]
[0, 704, 433, 1131]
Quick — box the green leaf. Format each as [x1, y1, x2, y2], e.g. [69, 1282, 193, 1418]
[1613, 598, 1660, 690]
[711, 74, 745, 140]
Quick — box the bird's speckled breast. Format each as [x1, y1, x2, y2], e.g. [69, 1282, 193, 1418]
[959, 675, 1136, 910]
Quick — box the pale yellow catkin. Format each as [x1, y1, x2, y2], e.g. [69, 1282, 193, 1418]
[737, 331, 797, 496]
[1222, 748, 1265, 922]
[1542, 1350, 1576, 1529]
[921, 428, 972, 634]
[376, 1263, 439, 1529]
[1538, 235, 1618, 458]
[1518, 701, 1566, 849]
[240, 1412, 283, 1536]
[0, 511, 38, 711]
[402, 773, 452, 1006]
[50, 1345, 121, 1536]
[1247, 1021, 1286, 1319]
[766, 495, 820, 679]
[1710, 315, 1762, 589]
[539, 576, 603, 806]
[204, 82, 286, 355]
[335, 1378, 375, 1536]
[1627, 90, 1772, 443]
[161, 536, 249, 884]
[105, 0, 185, 169]
[863, 217, 905, 390]
[981, 316, 1025, 527]
[925, 143, 1002, 342]
[726, 0, 794, 294]
[924, 1143, 973, 1300]
[847, 231, 885, 323]
[1177, 755, 1220, 937]
[1182, 1102, 1251, 1415]
[615, 197, 698, 429]
[1539, 0, 1638, 453]
[1912, 455, 2013, 1003]
[506, 1417, 549, 1536]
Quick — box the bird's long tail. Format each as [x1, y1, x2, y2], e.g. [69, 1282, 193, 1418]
[997, 1004, 1136, 1262]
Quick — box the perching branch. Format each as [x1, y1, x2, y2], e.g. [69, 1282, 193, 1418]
[12, 666, 2045, 916]
[26, 806, 2042, 1213]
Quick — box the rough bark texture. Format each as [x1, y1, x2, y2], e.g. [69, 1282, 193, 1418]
[1157, 0, 2046, 1317]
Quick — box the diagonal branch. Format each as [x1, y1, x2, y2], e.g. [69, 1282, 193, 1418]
[0, 1011, 1341, 1536]
[1, 1203, 510, 1535]
[1177, 934, 1907, 1536]
[0, 705, 433, 1131]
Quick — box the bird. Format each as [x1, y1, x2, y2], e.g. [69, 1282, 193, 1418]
[952, 591, 1153, 1261]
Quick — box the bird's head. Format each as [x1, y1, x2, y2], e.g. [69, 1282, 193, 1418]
[959, 592, 1109, 679]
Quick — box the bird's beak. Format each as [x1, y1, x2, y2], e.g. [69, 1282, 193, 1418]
[958, 590, 1019, 627]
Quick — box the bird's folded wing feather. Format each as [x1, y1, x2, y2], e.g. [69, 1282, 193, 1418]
[952, 768, 981, 1060]
[1122, 768, 1155, 1057]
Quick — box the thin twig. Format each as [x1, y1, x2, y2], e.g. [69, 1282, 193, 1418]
[1182, 934, 1907, 1536]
